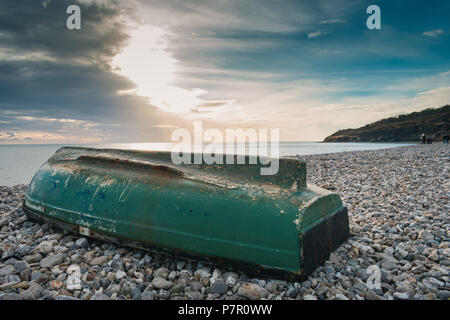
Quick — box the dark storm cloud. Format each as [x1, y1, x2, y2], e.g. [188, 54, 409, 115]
[0, 0, 130, 64]
[0, 0, 182, 142]
[0, 59, 137, 119]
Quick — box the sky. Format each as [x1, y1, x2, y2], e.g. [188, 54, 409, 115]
[0, 0, 449, 143]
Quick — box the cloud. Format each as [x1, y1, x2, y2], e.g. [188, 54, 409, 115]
[307, 30, 328, 39]
[111, 25, 236, 115]
[138, 0, 322, 34]
[422, 29, 444, 37]
[0, 0, 132, 65]
[0, 0, 194, 143]
[320, 19, 344, 24]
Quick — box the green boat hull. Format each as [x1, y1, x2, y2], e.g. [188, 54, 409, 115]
[24, 147, 349, 280]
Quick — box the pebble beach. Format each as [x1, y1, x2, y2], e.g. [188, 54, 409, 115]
[0, 144, 448, 300]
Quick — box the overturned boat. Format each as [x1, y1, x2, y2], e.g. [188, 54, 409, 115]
[23, 147, 349, 280]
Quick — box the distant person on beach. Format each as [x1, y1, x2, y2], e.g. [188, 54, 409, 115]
[427, 134, 432, 144]
[443, 134, 449, 144]
[421, 133, 426, 144]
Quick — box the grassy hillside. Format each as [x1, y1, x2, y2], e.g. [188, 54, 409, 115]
[324, 105, 449, 142]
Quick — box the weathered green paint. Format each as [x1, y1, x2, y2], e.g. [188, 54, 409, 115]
[24, 147, 348, 277]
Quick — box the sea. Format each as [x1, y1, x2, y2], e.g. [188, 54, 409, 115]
[0, 141, 413, 186]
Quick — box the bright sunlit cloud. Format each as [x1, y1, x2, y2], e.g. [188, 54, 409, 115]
[112, 25, 233, 115]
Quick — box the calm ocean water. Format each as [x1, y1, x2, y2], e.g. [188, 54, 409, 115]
[0, 142, 413, 186]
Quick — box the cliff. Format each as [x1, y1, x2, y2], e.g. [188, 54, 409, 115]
[323, 105, 449, 142]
